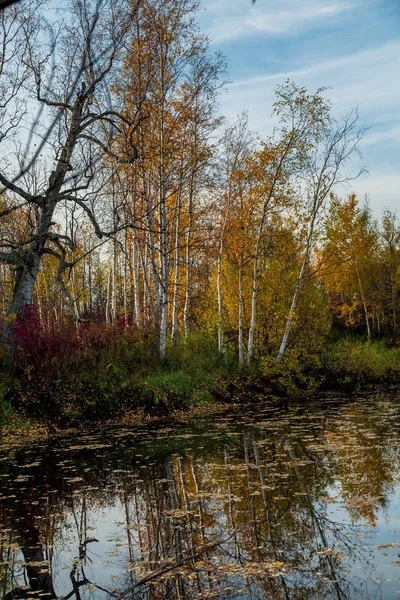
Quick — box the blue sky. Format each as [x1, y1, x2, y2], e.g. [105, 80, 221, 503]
[197, 0, 400, 216]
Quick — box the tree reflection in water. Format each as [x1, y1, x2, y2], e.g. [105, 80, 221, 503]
[0, 396, 398, 599]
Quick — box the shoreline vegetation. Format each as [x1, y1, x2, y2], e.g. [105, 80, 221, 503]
[2, 375, 400, 448]
[1, 320, 400, 431]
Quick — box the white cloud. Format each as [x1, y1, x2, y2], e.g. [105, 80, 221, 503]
[199, 0, 360, 44]
[219, 40, 400, 139]
[348, 172, 400, 215]
[230, 39, 400, 108]
[359, 125, 400, 149]
[200, 0, 400, 214]
[216, 39, 400, 212]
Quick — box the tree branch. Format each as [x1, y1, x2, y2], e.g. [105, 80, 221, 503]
[0, 172, 42, 203]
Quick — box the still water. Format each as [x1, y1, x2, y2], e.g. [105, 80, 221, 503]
[1, 394, 400, 599]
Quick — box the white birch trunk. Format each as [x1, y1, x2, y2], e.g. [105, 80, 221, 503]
[88, 249, 93, 313]
[142, 241, 151, 323]
[133, 236, 141, 326]
[159, 108, 168, 357]
[7, 261, 39, 320]
[276, 221, 314, 364]
[356, 262, 371, 339]
[217, 235, 225, 355]
[111, 237, 118, 323]
[105, 269, 112, 325]
[123, 230, 129, 327]
[391, 273, 397, 335]
[143, 177, 161, 314]
[246, 253, 259, 365]
[238, 260, 244, 365]
[183, 191, 194, 339]
[171, 192, 182, 344]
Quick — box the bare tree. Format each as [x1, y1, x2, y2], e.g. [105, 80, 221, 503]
[0, 0, 143, 344]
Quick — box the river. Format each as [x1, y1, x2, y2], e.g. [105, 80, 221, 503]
[1, 393, 400, 599]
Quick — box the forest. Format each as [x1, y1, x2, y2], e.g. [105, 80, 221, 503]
[0, 0, 399, 424]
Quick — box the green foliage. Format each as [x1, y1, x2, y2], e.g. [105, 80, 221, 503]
[258, 338, 400, 395]
[141, 372, 194, 408]
[323, 339, 400, 387]
[3, 326, 233, 422]
[260, 349, 321, 396]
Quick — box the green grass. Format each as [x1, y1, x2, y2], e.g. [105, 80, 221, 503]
[0, 329, 236, 423]
[321, 338, 400, 386]
[1, 327, 400, 425]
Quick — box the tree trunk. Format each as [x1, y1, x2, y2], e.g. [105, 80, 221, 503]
[3, 87, 89, 347]
[183, 191, 194, 340]
[105, 269, 112, 325]
[159, 172, 169, 357]
[123, 230, 129, 327]
[217, 236, 225, 356]
[171, 191, 182, 345]
[391, 272, 397, 336]
[238, 259, 244, 365]
[276, 226, 313, 364]
[355, 262, 371, 339]
[7, 257, 41, 318]
[111, 239, 118, 323]
[247, 205, 270, 365]
[246, 252, 259, 365]
[133, 236, 141, 326]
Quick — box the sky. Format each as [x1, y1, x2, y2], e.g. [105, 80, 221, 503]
[197, 0, 400, 216]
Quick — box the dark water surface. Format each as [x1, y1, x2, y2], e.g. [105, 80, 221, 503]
[2, 394, 400, 599]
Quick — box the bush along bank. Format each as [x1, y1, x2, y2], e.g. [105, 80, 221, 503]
[0, 316, 239, 424]
[1, 314, 400, 426]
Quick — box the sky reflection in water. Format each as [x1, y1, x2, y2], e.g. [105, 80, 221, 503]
[1, 395, 400, 599]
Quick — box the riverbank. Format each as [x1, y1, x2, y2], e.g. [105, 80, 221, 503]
[1, 331, 400, 429]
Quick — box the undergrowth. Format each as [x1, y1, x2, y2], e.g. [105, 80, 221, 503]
[1, 308, 399, 425]
[0, 308, 235, 423]
[320, 338, 400, 388]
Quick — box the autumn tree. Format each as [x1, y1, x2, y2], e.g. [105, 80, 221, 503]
[321, 194, 379, 337]
[214, 112, 254, 359]
[380, 210, 400, 337]
[276, 99, 364, 362]
[114, 0, 226, 355]
[246, 82, 331, 364]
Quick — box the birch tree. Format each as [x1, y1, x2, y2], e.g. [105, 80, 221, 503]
[217, 113, 253, 356]
[246, 82, 331, 364]
[276, 110, 365, 363]
[381, 210, 400, 337]
[116, 0, 225, 355]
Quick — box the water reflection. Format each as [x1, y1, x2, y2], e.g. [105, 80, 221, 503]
[1, 396, 400, 599]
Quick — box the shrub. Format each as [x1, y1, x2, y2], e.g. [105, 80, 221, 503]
[260, 349, 321, 395]
[323, 339, 400, 386]
[3, 312, 229, 421]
